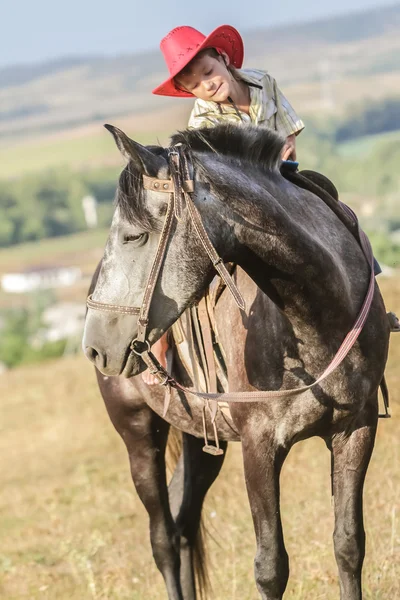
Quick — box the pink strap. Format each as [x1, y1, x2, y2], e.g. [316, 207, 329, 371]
[165, 204, 376, 404]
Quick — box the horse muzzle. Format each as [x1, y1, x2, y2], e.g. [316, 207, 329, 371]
[83, 310, 143, 377]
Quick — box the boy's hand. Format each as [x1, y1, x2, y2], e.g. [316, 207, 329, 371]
[282, 134, 297, 161]
[141, 333, 169, 386]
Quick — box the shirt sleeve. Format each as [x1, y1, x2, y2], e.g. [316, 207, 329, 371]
[271, 77, 304, 138]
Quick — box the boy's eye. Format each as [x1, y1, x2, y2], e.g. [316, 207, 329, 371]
[205, 69, 212, 76]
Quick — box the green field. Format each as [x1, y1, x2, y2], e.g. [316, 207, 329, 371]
[0, 228, 109, 276]
[0, 129, 172, 180]
[337, 128, 400, 159]
[0, 279, 399, 599]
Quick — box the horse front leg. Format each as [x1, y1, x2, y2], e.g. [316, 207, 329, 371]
[241, 428, 290, 600]
[124, 413, 184, 599]
[330, 404, 378, 600]
[97, 372, 184, 600]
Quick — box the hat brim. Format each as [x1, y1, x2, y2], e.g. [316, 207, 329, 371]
[152, 25, 244, 98]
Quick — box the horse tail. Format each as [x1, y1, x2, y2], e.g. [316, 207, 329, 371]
[166, 425, 182, 473]
[166, 428, 210, 600]
[193, 518, 210, 600]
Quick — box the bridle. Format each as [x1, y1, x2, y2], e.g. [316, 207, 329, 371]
[87, 146, 245, 372]
[86, 145, 383, 454]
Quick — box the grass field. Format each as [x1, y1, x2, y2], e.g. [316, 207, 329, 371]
[337, 128, 400, 159]
[0, 103, 190, 181]
[0, 129, 173, 181]
[0, 130, 117, 180]
[0, 280, 399, 599]
[0, 228, 109, 277]
[2, 113, 399, 185]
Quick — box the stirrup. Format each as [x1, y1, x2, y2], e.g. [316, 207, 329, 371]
[387, 311, 400, 332]
[203, 444, 224, 456]
[202, 402, 224, 456]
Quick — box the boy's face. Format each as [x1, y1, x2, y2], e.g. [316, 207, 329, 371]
[175, 52, 232, 102]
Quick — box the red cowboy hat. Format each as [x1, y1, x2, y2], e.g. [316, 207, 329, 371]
[152, 25, 244, 98]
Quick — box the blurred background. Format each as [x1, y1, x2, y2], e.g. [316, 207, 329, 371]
[1, 2, 399, 599]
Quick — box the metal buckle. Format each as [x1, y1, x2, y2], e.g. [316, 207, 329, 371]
[156, 373, 169, 386]
[130, 339, 151, 356]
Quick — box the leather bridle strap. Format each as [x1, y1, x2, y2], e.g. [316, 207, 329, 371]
[136, 192, 175, 345]
[87, 295, 140, 315]
[169, 148, 186, 220]
[185, 191, 246, 310]
[179, 148, 246, 310]
[135, 147, 245, 347]
[86, 180, 176, 328]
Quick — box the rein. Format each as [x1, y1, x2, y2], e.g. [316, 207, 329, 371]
[87, 146, 378, 455]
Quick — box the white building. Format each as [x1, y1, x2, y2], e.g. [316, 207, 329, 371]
[1, 266, 82, 293]
[40, 302, 86, 343]
[82, 195, 98, 228]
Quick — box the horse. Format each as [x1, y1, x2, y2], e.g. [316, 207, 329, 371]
[83, 122, 390, 599]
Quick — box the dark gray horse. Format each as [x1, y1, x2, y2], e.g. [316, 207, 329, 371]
[83, 123, 390, 600]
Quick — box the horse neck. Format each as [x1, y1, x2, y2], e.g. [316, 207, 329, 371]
[206, 169, 369, 333]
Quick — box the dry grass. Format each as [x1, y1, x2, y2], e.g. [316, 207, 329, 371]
[1, 279, 399, 599]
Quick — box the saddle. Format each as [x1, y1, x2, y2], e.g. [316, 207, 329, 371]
[280, 160, 339, 201]
[294, 169, 339, 201]
[171, 273, 232, 417]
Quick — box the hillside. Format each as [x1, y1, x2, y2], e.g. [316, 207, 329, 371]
[1, 3, 400, 146]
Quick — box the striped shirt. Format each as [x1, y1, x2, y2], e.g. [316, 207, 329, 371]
[188, 68, 304, 137]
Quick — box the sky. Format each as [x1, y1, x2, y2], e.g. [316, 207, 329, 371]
[2, 0, 397, 67]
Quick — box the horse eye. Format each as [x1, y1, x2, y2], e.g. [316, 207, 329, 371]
[123, 233, 148, 246]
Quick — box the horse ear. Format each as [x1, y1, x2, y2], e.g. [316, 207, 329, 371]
[104, 124, 166, 175]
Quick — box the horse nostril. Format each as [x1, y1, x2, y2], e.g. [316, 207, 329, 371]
[85, 346, 104, 367]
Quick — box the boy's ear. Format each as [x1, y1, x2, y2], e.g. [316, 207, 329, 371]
[220, 51, 230, 67]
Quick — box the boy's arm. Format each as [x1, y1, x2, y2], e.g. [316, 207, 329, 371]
[270, 76, 304, 140]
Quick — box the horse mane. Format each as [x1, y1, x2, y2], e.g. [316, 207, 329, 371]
[171, 123, 285, 172]
[115, 125, 284, 231]
[116, 145, 167, 232]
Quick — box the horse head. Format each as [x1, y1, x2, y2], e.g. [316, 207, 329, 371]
[83, 125, 235, 377]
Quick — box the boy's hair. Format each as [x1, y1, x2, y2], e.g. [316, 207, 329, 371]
[174, 47, 241, 93]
